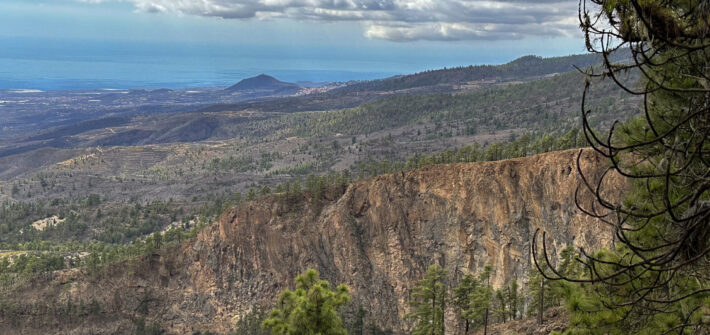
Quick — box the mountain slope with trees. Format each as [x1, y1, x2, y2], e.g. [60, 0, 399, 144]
[0, 149, 623, 334]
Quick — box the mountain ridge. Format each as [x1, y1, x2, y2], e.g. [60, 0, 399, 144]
[0, 149, 624, 335]
[331, 51, 629, 94]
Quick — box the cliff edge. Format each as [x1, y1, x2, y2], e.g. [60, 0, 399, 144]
[1, 149, 623, 334]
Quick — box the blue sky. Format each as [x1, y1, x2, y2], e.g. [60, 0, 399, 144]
[0, 0, 588, 89]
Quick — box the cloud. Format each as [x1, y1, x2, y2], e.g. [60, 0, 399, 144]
[87, 0, 581, 41]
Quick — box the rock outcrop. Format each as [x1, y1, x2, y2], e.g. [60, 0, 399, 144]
[1, 149, 622, 335]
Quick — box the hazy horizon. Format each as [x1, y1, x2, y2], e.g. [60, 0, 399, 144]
[0, 36, 587, 91]
[1, 0, 586, 91]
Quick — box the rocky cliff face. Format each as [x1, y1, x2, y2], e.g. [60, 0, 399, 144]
[2, 149, 622, 335]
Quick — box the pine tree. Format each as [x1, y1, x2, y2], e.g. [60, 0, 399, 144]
[262, 269, 350, 335]
[406, 265, 447, 335]
[527, 258, 559, 323]
[246, 188, 257, 201]
[452, 273, 478, 333]
[152, 232, 162, 250]
[494, 289, 508, 323]
[505, 280, 519, 321]
[547, 1, 710, 333]
[469, 265, 493, 332]
[452, 274, 478, 334]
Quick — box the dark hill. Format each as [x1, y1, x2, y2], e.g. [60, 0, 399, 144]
[200, 52, 630, 115]
[225, 74, 301, 93]
[336, 51, 630, 93]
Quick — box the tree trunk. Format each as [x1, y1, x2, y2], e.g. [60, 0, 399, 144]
[441, 299, 445, 335]
[538, 278, 544, 325]
[432, 295, 436, 335]
[483, 308, 489, 335]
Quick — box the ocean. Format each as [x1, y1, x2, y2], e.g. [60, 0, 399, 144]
[0, 37, 415, 91]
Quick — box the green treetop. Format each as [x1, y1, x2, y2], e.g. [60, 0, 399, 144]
[406, 264, 448, 335]
[262, 269, 350, 335]
[469, 265, 493, 331]
[452, 273, 478, 333]
[543, 2, 710, 332]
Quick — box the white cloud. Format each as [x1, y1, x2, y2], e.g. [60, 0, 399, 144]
[86, 0, 581, 41]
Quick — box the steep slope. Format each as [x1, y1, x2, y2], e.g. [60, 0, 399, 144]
[1, 149, 623, 334]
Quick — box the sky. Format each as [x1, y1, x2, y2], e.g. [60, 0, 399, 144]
[0, 0, 589, 89]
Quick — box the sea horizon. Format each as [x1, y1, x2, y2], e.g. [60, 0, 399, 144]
[0, 36, 568, 91]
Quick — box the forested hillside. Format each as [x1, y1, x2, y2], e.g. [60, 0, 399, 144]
[333, 52, 628, 93]
[0, 52, 643, 335]
[291, 70, 635, 137]
[0, 149, 623, 335]
[0, 53, 639, 249]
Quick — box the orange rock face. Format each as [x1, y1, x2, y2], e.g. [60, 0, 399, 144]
[2, 149, 623, 335]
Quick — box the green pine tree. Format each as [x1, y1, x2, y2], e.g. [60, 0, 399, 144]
[527, 258, 559, 322]
[246, 188, 257, 201]
[469, 265, 493, 331]
[262, 269, 350, 335]
[506, 280, 519, 321]
[452, 273, 478, 333]
[554, 2, 710, 333]
[494, 289, 508, 323]
[406, 265, 447, 335]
